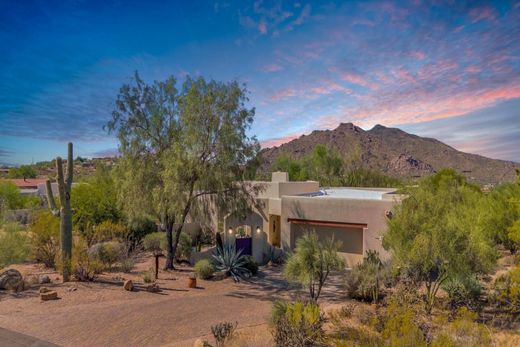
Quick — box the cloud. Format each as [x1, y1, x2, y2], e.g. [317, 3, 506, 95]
[90, 147, 120, 158]
[260, 133, 301, 148]
[0, 148, 13, 159]
[262, 63, 282, 72]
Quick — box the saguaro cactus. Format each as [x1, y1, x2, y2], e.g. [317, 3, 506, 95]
[45, 142, 73, 282]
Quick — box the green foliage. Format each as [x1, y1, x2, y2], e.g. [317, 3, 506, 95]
[490, 265, 520, 318]
[176, 232, 192, 261]
[345, 251, 389, 303]
[211, 321, 237, 347]
[270, 300, 325, 347]
[92, 220, 128, 244]
[0, 222, 29, 267]
[383, 169, 497, 313]
[431, 308, 491, 347]
[126, 216, 157, 244]
[28, 210, 60, 268]
[0, 182, 39, 211]
[88, 241, 125, 270]
[212, 243, 251, 282]
[142, 268, 154, 283]
[242, 255, 259, 275]
[381, 301, 426, 347]
[143, 232, 166, 254]
[108, 72, 260, 270]
[8, 165, 36, 179]
[70, 238, 103, 281]
[120, 257, 135, 273]
[194, 259, 215, 279]
[441, 274, 482, 311]
[283, 232, 345, 301]
[271, 144, 402, 188]
[71, 166, 121, 244]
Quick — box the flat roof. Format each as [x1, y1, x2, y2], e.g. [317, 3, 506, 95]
[308, 187, 398, 200]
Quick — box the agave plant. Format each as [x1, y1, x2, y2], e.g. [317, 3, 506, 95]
[212, 243, 251, 282]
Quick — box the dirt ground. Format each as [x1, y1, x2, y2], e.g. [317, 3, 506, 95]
[0, 253, 344, 347]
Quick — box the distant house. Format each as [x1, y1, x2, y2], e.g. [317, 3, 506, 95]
[2, 178, 48, 196]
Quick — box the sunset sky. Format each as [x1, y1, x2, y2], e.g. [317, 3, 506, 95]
[1, 0, 519, 165]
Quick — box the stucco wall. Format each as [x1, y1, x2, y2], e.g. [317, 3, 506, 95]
[280, 195, 400, 264]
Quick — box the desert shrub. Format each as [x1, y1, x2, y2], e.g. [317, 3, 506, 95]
[92, 220, 128, 244]
[127, 216, 157, 245]
[345, 250, 389, 303]
[490, 265, 520, 319]
[242, 255, 258, 275]
[212, 243, 251, 282]
[284, 232, 345, 301]
[262, 245, 285, 265]
[88, 241, 125, 269]
[194, 259, 215, 279]
[0, 222, 29, 267]
[441, 274, 482, 311]
[143, 232, 166, 254]
[120, 257, 135, 273]
[328, 304, 384, 347]
[176, 232, 192, 261]
[28, 210, 60, 268]
[431, 307, 491, 347]
[71, 239, 103, 281]
[211, 321, 237, 347]
[142, 268, 154, 283]
[270, 300, 325, 347]
[380, 300, 426, 347]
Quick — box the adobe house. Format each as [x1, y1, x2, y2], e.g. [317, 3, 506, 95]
[224, 172, 403, 267]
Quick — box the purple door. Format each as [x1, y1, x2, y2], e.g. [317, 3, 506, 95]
[235, 237, 252, 256]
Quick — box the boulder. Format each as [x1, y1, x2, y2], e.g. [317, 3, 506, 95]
[146, 283, 160, 293]
[39, 287, 51, 293]
[40, 290, 58, 301]
[193, 339, 211, 347]
[0, 269, 23, 291]
[39, 275, 51, 284]
[123, 279, 133, 291]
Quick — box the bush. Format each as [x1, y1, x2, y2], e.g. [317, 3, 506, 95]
[71, 239, 103, 281]
[490, 265, 520, 318]
[242, 255, 258, 275]
[142, 268, 154, 283]
[143, 232, 166, 254]
[431, 307, 491, 347]
[194, 259, 215, 279]
[88, 241, 125, 269]
[176, 232, 192, 261]
[345, 251, 389, 303]
[381, 301, 426, 347]
[211, 321, 237, 347]
[212, 243, 251, 282]
[120, 257, 135, 273]
[127, 216, 157, 245]
[92, 220, 128, 244]
[28, 210, 60, 268]
[441, 275, 482, 311]
[0, 223, 29, 268]
[270, 300, 325, 347]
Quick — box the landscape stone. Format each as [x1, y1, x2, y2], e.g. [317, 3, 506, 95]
[39, 275, 51, 284]
[146, 283, 160, 293]
[0, 269, 24, 291]
[39, 287, 51, 293]
[123, 279, 133, 291]
[40, 290, 58, 301]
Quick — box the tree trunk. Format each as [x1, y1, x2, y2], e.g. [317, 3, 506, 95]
[170, 224, 184, 268]
[164, 219, 175, 270]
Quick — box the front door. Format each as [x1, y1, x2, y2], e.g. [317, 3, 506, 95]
[269, 214, 281, 247]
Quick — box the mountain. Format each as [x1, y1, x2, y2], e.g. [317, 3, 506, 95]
[260, 123, 519, 185]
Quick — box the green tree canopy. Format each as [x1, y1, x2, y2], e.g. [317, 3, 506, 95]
[107, 72, 261, 269]
[383, 169, 497, 313]
[8, 165, 37, 179]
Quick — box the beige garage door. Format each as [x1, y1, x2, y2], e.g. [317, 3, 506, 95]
[290, 222, 364, 267]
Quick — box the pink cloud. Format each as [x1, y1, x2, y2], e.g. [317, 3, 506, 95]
[469, 6, 497, 23]
[262, 63, 283, 72]
[465, 65, 481, 74]
[410, 50, 426, 60]
[260, 133, 302, 148]
[311, 81, 352, 95]
[270, 87, 298, 101]
[337, 71, 379, 90]
[258, 21, 267, 34]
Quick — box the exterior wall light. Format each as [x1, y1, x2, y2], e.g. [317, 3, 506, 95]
[228, 228, 233, 234]
[256, 226, 261, 233]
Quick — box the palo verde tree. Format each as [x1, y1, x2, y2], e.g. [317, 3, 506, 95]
[45, 142, 74, 282]
[107, 72, 261, 270]
[383, 169, 496, 313]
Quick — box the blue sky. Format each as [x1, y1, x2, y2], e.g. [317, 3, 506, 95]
[0, 0, 519, 165]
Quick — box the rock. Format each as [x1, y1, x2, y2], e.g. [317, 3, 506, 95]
[123, 279, 133, 291]
[213, 271, 227, 281]
[39, 275, 51, 284]
[193, 338, 211, 347]
[40, 290, 58, 301]
[68, 286, 77, 292]
[146, 283, 160, 293]
[0, 269, 24, 291]
[39, 287, 51, 293]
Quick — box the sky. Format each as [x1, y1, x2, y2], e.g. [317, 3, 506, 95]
[0, 0, 519, 165]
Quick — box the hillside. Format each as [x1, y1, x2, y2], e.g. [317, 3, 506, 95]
[260, 123, 519, 185]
